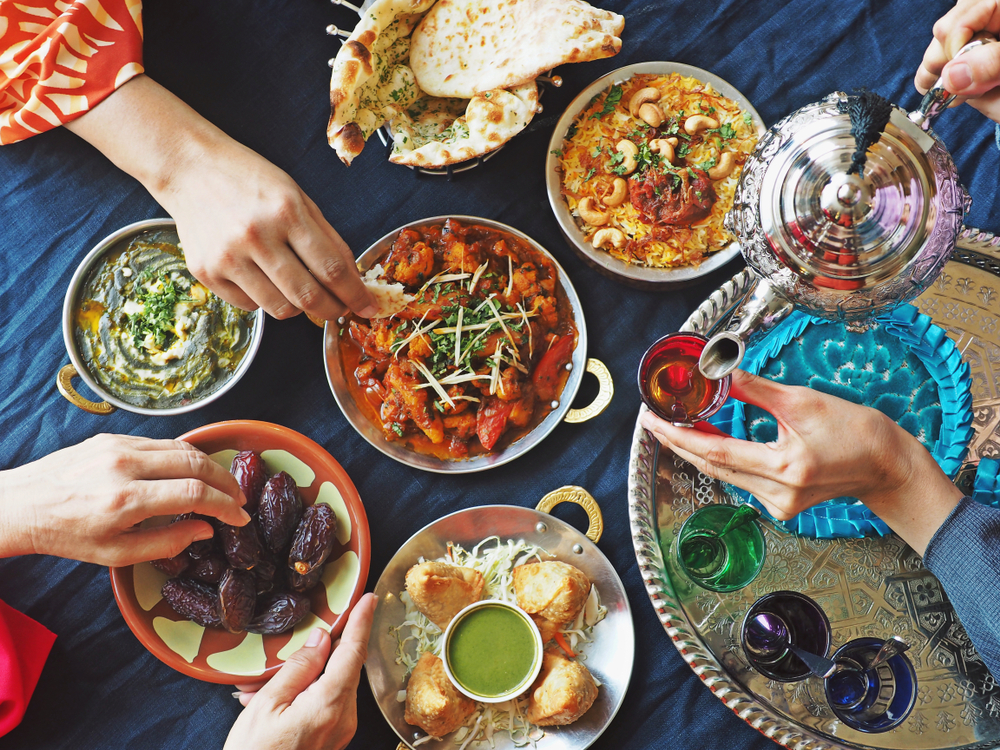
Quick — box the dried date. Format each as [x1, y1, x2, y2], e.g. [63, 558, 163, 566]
[289, 565, 323, 593]
[252, 558, 283, 596]
[231, 450, 268, 515]
[218, 568, 256, 633]
[162, 578, 221, 628]
[173, 513, 217, 559]
[259, 472, 303, 555]
[289, 504, 337, 576]
[246, 592, 312, 635]
[186, 554, 228, 584]
[151, 551, 191, 577]
[220, 518, 264, 570]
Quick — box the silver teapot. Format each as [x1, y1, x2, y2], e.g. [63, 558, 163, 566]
[698, 37, 994, 381]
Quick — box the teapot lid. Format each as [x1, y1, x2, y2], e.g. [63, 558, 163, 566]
[757, 93, 938, 291]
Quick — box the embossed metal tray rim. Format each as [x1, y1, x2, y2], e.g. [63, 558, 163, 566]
[627, 227, 1000, 750]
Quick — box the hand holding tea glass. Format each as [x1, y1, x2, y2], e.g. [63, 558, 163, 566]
[639, 370, 965, 556]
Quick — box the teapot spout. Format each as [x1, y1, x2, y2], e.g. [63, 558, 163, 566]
[699, 276, 795, 380]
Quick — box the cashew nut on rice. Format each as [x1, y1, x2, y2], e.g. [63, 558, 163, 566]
[638, 103, 665, 128]
[628, 87, 660, 117]
[602, 177, 628, 208]
[684, 114, 719, 135]
[708, 151, 736, 180]
[648, 139, 675, 163]
[577, 197, 609, 226]
[592, 227, 626, 250]
[615, 140, 638, 175]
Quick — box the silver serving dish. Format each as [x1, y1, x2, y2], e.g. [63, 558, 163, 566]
[57, 218, 265, 416]
[324, 215, 613, 474]
[545, 62, 765, 289]
[628, 227, 1000, 750]
[367, 489, 634, 750]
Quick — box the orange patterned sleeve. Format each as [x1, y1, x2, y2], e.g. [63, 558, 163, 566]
[0, 0, 143, 145]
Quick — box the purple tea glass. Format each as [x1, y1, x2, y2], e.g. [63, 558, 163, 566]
[741, 591, 832, 682]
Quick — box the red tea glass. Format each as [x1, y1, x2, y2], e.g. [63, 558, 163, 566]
[638, 333, 732, 424]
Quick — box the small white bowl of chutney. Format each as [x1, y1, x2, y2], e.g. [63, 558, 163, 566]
[442, 600, 543, 703]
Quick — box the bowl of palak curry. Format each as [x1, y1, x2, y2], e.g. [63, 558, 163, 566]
[58, 219, 263, 416]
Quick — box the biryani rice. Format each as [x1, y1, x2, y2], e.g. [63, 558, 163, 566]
[557, 73, 758, 268]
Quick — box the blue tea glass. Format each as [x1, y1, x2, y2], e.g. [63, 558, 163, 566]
[824, 637, 917, 733]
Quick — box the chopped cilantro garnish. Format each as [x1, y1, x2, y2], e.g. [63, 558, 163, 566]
[584, 167, 596, 181]
[696, 157, 717, 172]
[676, 142, 690, 158]
[390, 423, 404, 436]
[589, 84, 623, 120]
[743, 111, 753, 126]
[128, 272, 189, 350]
[549, 149, 563, 157]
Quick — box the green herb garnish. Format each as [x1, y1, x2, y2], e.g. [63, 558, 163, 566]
[128, 272, 188, 350]
[589, 84, 623, 120]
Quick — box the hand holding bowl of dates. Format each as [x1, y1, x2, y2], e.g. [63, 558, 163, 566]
[109, 420, 371, 684]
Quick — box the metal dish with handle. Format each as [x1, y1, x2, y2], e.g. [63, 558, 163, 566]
[57, 218, 265, 416]
[545, 61, 765, 290]
[628, 227, 1000, 750]
[324, 215, 614, 473]
[367, 487, 634, 750]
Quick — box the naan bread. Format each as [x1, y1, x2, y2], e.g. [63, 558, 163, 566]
[362, 264, 415, 317]
[409, 0, 625, 99]
[327, 0, 436, 165]
[388, 81, 539, 167]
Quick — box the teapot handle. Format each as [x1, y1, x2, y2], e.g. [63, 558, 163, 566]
[910, 32, 998, 130]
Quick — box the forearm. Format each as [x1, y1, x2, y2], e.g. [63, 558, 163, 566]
[0, 467, 37, 558]
[860, 421, 965, 556]
[64, 74, 238, 204]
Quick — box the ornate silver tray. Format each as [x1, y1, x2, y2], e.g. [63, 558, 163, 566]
[628, 227, 1000, 750]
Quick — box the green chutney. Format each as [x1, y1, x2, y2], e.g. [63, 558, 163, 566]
[447, 604, 538, 697]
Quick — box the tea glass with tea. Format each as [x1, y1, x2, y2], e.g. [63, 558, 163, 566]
[740, 591, 833, 681]
[824, 637, 918, 733]
[674, 504, 765, 593]
[638, 332, 731, 425]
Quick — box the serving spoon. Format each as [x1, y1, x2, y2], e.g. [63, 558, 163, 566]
[745, 613, 857, 677]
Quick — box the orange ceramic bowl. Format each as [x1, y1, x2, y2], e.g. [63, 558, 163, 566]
[109, 420, 371, 684]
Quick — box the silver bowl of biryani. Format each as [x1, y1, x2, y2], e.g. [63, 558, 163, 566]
[324, 215, 613, 474]
[546, 62, 765, 289]
[58, 219, 264, 416]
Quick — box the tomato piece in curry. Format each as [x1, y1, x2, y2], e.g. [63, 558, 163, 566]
[339, 219, 577, 460]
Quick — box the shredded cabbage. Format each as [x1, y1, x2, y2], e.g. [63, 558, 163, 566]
[388, 537, 608, 747]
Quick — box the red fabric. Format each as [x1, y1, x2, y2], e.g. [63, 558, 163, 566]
[0, 0, 145, 144]
[0, 599, 56, 738]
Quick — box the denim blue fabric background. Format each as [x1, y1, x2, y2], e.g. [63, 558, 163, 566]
[0, 0, 997, 748]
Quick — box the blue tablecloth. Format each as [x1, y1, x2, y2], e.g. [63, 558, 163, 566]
[0, 1, 996, 748]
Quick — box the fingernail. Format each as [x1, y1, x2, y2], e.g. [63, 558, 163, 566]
[232, 691, 243, 700]
[238, 508, 252, 525]
[359, 304, 380, 319]
[946, 62, 972, 92]
[194, 528, 214, 542]
[305, 627, 324, 648]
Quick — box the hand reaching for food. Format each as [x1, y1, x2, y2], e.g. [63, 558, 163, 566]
[65, 75, 379, 321]
[0, 434, 248, 566]
[224, 592, 377, 750]
[915, 0, 1000, 123]
[639, 370, 964, 556]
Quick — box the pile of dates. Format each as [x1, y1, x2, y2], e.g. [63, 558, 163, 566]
[152, 450, 338, 635]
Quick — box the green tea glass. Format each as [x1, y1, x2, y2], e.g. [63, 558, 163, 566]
[675, 504, 766, 592]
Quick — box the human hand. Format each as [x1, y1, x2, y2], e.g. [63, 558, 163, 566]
[158, 135, 380, 321]
[0, 433, 248, 566]
[65, 75, 379, 322]
[639, 370, 963, 555]
[224, 593, 378, 750]
[915, 0, 1000, 123]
